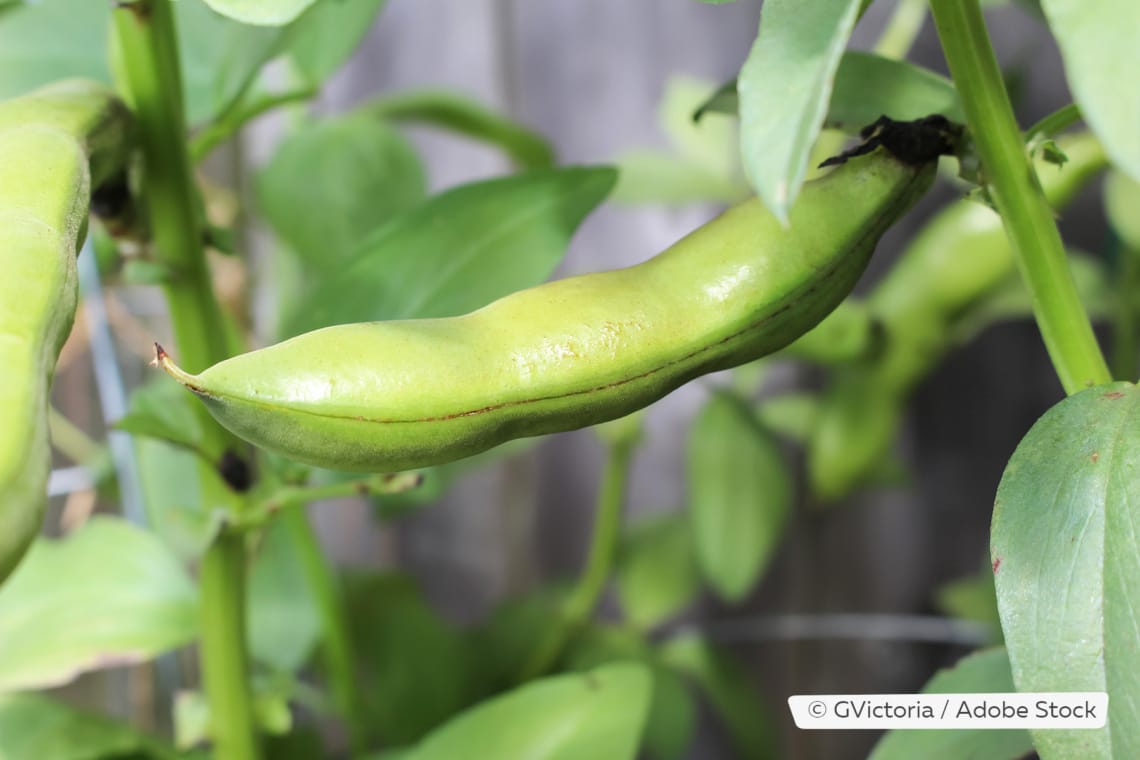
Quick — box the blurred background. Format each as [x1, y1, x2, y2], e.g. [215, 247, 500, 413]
[39, 0, 1108, 757]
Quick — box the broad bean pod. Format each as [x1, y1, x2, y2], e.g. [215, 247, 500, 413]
[163, 132, 948, 473]
[0, 81, 133, 582]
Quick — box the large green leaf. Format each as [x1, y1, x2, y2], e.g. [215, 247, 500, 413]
[201, 0, 318, 25]
[284, 166, 617, 335]
[247, 518, 321, 673]
[697, 54, 963, 133]
[402, 662, 652, 760]
[615, 510, 702, 630]
[350, 574, 477, 746]
[0, 693, 180, 760]
[688, 392, 792, 602]
[1041, 0, 1140, 182]
[289, 0, 388, 84]
[563, 626, 695, 760]
[0, 0, 281, 125]
[0, 517, 197, 692]
[659, 635, 778, 760]
[256, 111, 426, 272]
[992, 382, 1140, 758]
[737, 0, 862, 221]
[869, 648, 1032, 760]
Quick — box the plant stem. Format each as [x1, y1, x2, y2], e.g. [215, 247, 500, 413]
[929, 0, 1111, 394]
[1024, 104, 1083, 141]
[873, 0, 927, 60]
[282, 507, 366, 757]
[198, 533, 259, 760]
[191, 86, 318, 163]
[113, 2, 259, 757]
[518, 438, 635, 681]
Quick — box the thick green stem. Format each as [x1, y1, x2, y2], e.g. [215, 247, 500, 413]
[519, 439, 634, 681]
[198, 533, 259, 760]
[282, 508, 365, 757]
[929, 0, 1111, 394]
[113, 2, 258, 757]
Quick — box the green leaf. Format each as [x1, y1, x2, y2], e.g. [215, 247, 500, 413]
[612, 151, 749, 205]
[256, 111, 426, 273]
[1041, 0, 1140, 182]
[563, 627, 696, 760]
[1106, 170, 1140, 251]
[0, 0, 282, 125]
[688, 392, 792, 602]
[370, 90, 555, 169]
[0, 693, 180, 760]
[695, 53, 963, 132]
[174, 687, 292, 749]
[659, 635, 778, 760]
[402, 663, 652, 760]
[201, 0, 318, 25]
[247, 518, 321, 673]
[116, 377, 209, 455]
[869, 648, 1033, 760]
[738, 0, 862, 220]
[992, 382, 1140, 758]
[467, 584, 569, 691]
[134, 440, 230, 560]
[284, 166, 617, 335]
[615, 511, 701, 630]
[350, 573, 477, 746]
[755, 392, 820, 444]
[934, 567, 1002, 636]
[289, 0, 388, 84]
[0, 1, 110, 98]
[827, 51, 964, 130]
[0, 517, 197, 692]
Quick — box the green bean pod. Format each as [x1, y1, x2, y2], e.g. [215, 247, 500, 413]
[0, 82, 133, 582]
[162, 145, 939, 473]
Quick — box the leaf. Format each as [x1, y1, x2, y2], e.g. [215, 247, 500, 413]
[868, 648, 1033, 760]
[563, 627, 696, 760]
[467, 584, 569, 691]
[1041, 0, 1140, 182]
[200, 0, 318, 25]
[0, 693, 180, 760]
[284, 166, 617, 335]
[350, 573, 477, 746]
[695, 53, 963, 131]
[1106, 170, 1140, 251]
[737, 0, 863, 221]
[827, 51, 964, 130]
[688, 392, 792, 602]
[659, 635, 778, 760]
[370, 90, 555, 169]
[0, 0, 283, 125]
[934, 567, 1002, 636]
[289, 0, 388, 84]
[255, 111, 426, 273]
[0, 517, 197, 692]
[174, 687, 292, 749]
[115, 377, 209, 455]
[991, 383, 1140, 758]
[402, 663, 652, 760]
[755, 392, 820, 444]
[615, 511, 702, 630]
[612, 151, 749, 205]
[247, 518, 321, 673]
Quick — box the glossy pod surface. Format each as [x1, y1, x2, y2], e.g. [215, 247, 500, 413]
[0, 81, 133, 581]
[165, 148, 937, 472]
